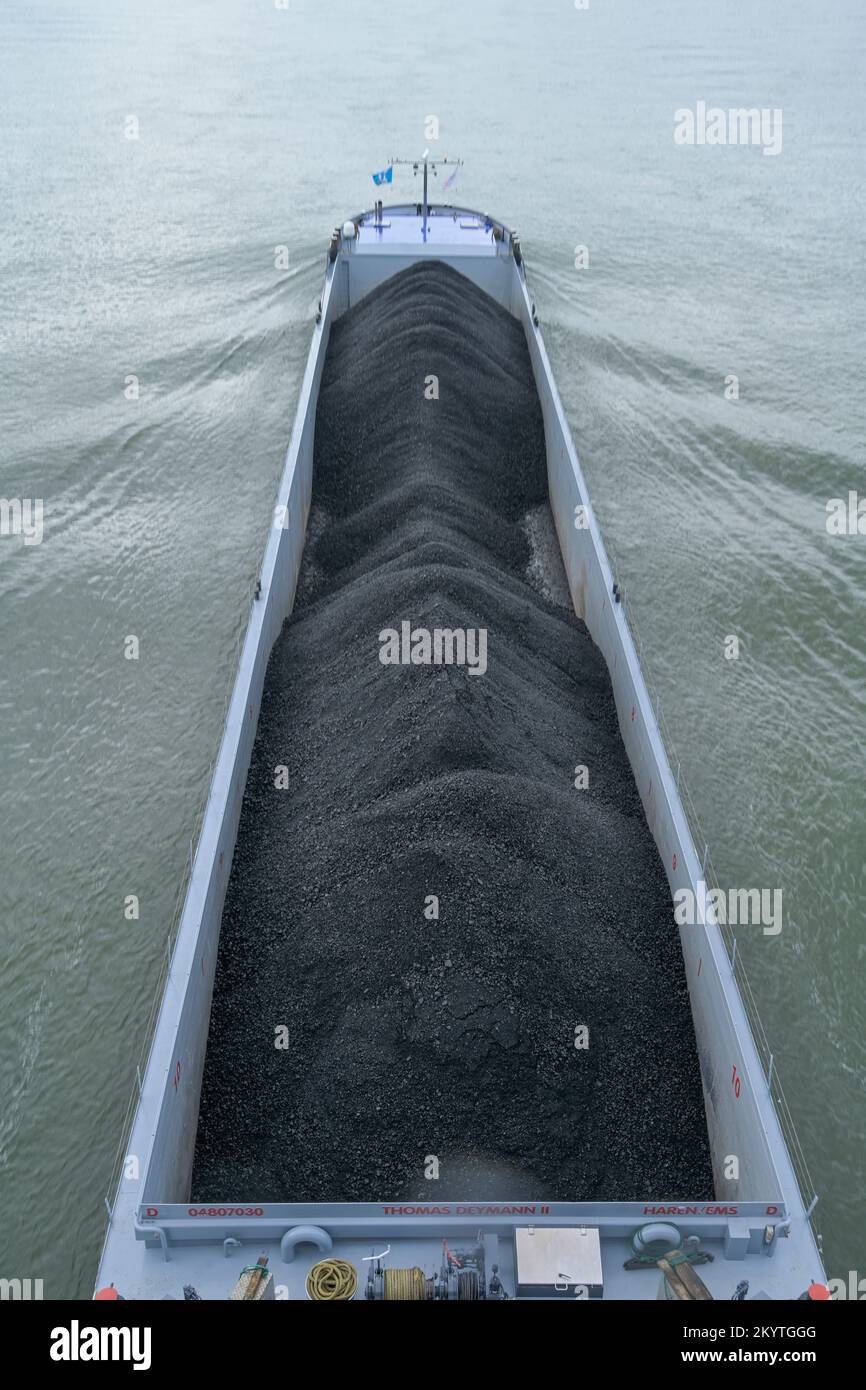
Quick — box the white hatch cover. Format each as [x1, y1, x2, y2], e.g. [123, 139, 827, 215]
[514, 1226, 603, 1299]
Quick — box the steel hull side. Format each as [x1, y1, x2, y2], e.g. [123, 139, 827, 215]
[510, 266, 820, 1277]
[96, 254, 345, 1287]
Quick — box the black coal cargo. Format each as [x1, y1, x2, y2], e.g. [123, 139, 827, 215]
[192, 260, 713, 1202]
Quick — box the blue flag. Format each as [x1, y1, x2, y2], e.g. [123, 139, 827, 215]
[372, 166, 393, 186]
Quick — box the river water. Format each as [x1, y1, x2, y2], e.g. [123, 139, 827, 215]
[0, 0, 863, 1297]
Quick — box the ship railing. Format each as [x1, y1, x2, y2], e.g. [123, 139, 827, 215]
[612, 571, 822, 1255]
[102, 579, 260, 1226]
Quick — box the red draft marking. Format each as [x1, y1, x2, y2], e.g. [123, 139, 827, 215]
[219, 851, 224, 869]
[248, 703, 253, 720]
[631, 705, 635, 722]
[172, 1060, 182, 1092]
[731, 1063, 741, 1099]
[697, 957, 702, 978]
[672, 853, 677, 870]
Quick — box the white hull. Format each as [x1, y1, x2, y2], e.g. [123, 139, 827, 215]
[96, 204, 823, 1300]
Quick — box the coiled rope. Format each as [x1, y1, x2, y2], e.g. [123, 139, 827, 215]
[383, 1266, 427, 1300]
[305, 1258, 358, 1301]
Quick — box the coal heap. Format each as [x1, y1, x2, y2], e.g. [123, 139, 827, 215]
[192, 260, 712, 1202]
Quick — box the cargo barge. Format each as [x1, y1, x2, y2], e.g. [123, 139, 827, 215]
[96, 174, 825, 1300]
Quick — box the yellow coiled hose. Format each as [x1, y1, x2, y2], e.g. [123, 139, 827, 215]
[305, 1258, 358, 1301]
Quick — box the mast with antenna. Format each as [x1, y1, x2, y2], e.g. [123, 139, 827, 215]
[388, 152, 463, 238]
